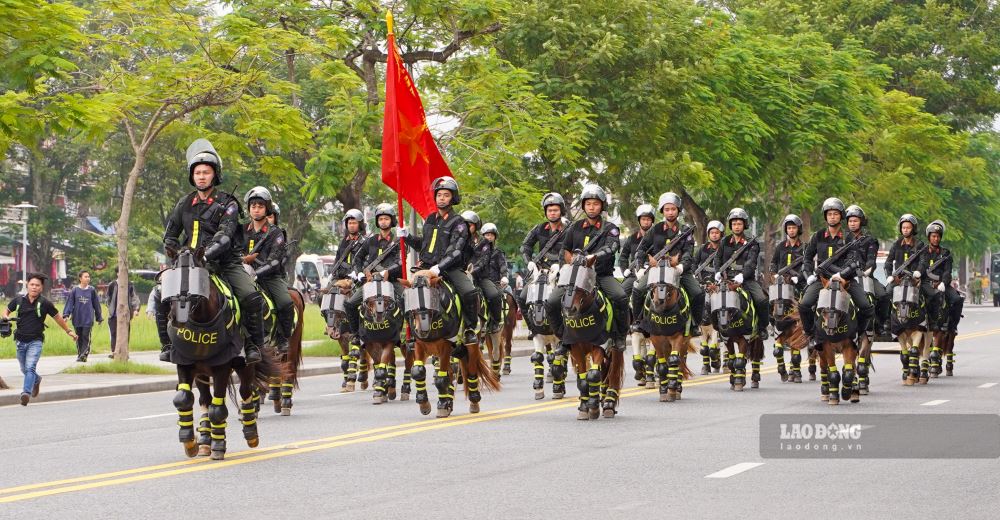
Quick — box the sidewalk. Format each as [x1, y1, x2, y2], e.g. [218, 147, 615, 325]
[0, 338, 536, 407]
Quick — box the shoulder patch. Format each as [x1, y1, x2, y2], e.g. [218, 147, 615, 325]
[275, 234, 284, 246]
[225, 203, 237, 216]
[610, 227, 619, 237]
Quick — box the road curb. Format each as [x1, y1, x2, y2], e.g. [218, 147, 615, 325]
[0, 345, 536, 407]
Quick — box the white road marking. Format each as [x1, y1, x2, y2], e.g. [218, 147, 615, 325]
[120, 412, 175, 421]
[978, 383, 998, 389]
[705, 462, 764, 479]
[921, 399, 950, 406]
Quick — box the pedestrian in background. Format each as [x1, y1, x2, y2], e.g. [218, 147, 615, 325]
[62, 270, 102, 362]
[106, 269, 140, 358]
[1, 273, 78, 406]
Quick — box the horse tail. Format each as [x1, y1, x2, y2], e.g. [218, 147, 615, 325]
[603, 347, 625, 391]
[681, 338, 697, 380]
[464, 341, 502, 397]
[285, 288, 306, 388]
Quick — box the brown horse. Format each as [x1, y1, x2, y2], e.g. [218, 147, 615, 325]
[813, 277, 868, 404]
[163, 247, 279, 460]
[889, 274, 929, 386]
[767, 272, 808, 383]
[263, 288, 305, 415]
[558, 256, 625, 419]
[358, 271, 413, 404]
[706, 279, 765, 391]
[644, 256, 696, 402]
[323, 279, 370, 392]
[400, 270, 501, 417]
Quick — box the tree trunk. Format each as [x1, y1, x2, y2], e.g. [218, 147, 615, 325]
[762, 220, 777, 281]
[680, 189, 707, 244]
[112, 151, 146, 361]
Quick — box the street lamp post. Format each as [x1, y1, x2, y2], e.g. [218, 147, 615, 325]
[13, 203, 38, 294]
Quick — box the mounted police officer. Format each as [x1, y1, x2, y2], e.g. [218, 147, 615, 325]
[465, 211, 503, 334]
[884, 213, 924, 291]
[398, 177, 480, 345]
[344, 203, 405, 343]
[620, 203, 655, 311]
[629, 192, 702, 335]
[545, 184, 629, 351]
[845, 204, 889, 334]
[481, 223, 510, 295]
[330, 208, 367, 286]
[241, 186, 294, 352]
[694, 220, 725, 289]
[798, 198, 875, 347]
[768, 214, 806, 295]
[916, 220, 963, 333]
[160, 138, 264, 364]
[517, 192, 568, 316]
[713, 208, 769, 330]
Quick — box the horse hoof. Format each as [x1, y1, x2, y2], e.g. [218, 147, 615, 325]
[502, 367, 511, 376]
[602, 407, 616, 419]
[851, 393, 860, 404]
[713, 367, 720, 373]
[828, 398, 840, 406]
[636, 380, 646, 387]
[929, 373, 939, 379]
[577, 410, 590, 420]
[659, 393, 669, 402]
[469, 402, 480, 414]
[946, 370, 954, 376]
[419, 402, 432, 415]
[534, 390, 545, 400]
[734, 384, 744, 392]
[645, 381, 657, 390]
[436, 407, 452, 419]
[545, 375, 553, 383]
[821, 394, 829, 402]
[197, 445, 211, 457]
[388, 389, 397, 401]
[183, 440, 198, 458]
[588, 408, 600, 420]
[809, 373, 816, 381]
[373, 394, 384, 405]
[666, 392, 677, 402]
[281, 407, 291, 416]
[779, 373, 788, 383]
[751, 381, 759, 389]
[860, 388, 869, 395]
[400, 393, 410, 402]
[794, 375, 803, 383]
[246, 437, 259, 448]
[343, 382, 355, 393]
[701, 367, 711, 375]
[360, 381, 369, 390]
[553, 393, 565, 400]
[210, 450, 225, 460]
[273, 400, 282, 414]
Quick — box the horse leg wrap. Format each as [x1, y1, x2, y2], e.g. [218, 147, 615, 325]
[842, 365, 855, 395]
[373, 363, 388, 394]
[700, 343, 711, 367]
[467, 375, 481, 403]
[946, 353, 955, 373]
[412, 361, 428, 402]
[644, 353, 657, 373]
[773, 344, 785, 359]
[576, 373, 589, 402]
[551, 356, 567, 383]
[828, 370, 841, 396]
[531, 352, 546, 389]
[434, 370, 450, 396]
[632, 355, 645, 380]
[929, 347, 942, 374]
[710, 345, 721, 369]
[340, 355, 350, 373]
[857, 358, 869, 384]
[751, 361, 761, 382]
[240, 400, 257, 439]
[174, 384, 195, 441]
[268, 377, 281, 401]
[808, 359, 817, 377]
[907, 346, 920, 376]
[667, 352, 680, 388]
[209, 398, 228, 453]
[733, 354, 747, 372]
[401, 367, 412, 395]
[198, 412, 211, 445]
[791, 350, 802, 368]
[603, 388, 619, 407]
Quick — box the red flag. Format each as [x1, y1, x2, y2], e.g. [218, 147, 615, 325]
[381, 14, 452, 218]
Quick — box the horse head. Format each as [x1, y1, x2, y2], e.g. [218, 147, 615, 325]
[818, 277, 851, 333]
[646, 254, 681, 314]
[159, 246, 214, 326]
[361, 271, 397, 324]
[769, 272, 798, 321]
[400, 270, 443, 340]
[322, 278, 355, 338]
[558, 254, 597, 317]
[525, 267, 556, 329]
[891, 274, 922, 325]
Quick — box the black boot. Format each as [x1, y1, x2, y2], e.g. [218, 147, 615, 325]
[159, 343, 173, 362]
[275, 306, 295, 353]
[155, 298, 173, 362]
[240, 293, 267, 364]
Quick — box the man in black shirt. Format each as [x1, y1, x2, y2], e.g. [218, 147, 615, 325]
[713, 208, 769, 331]
[620, 203, 654, 311]
[845, 205, 889, 334]
[518, 192, 568, 316]
[242, 186, 294, 352]
[2, 273, 77, 405]
[345, 203, 405, 342]
[917, 220, 963, 333]
[545, 184, 629, 350]
[399, 177, 479, 345]
[768, 214, 806, 295]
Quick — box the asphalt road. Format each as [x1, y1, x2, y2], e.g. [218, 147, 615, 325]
[2, 307, 999, 518]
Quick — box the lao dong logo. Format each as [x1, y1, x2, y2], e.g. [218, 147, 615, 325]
[780, 422, 862, 441]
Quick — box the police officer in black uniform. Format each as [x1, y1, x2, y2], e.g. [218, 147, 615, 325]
[481, 223, 509, 294]
[884, 214, 924, 292]
[620, 203, 654, 310]
[242, 186, 294, 352]
[465, 211, 503, 333]
[344, 203, 405, 341]
[916, 220, 963, 333]
[845, 204, 889, 334]
[545, 184, 629, 350]
[160, 138, 264, 363]
[331, 209, 367, 286]
[398, 177, 480, 345]
[713, 208, 769, 331]
[630, 192, 702, 334]
[768, 214, 807, 295]
[517, 192, 568, 315]
[798, 198, 875, 346]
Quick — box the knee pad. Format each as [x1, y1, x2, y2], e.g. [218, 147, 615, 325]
[374, 366, 388, 380]
[433, 373, 449, 390]
[173, 389, 194, 410]
[530, 352, 545, 364]
[644, 353, 656, 368]
[929, 349, 942, 362]
[240, 292, 264, 313]
[857, 363, 869, 377]
[842, 369, 854, 385]
[586, 369, 602, 385]
[700, 345, 710, 357]
[773, 345, 784, 358]
[208, 403, 228, 424]
[791, 352, 802, 365]
[411, 364, 427, 381]
[667, 353, 680, 367]
[632, 358, 644, 371]
[828, 371, 841, 388]
[733, 357, 747, 371]
[551, 359, 567, 380]
[656, 362, 669, 380]
[576, 376, 589, 394]
[908, 346, 919, 358]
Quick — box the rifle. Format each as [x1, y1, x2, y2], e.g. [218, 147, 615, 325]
[715, 235, 758, 279]
[329, 235, 366, 279]
[570, 224, 612, 265]
[532, 227, 567, 265]
[890, 244, 927, 279]
[362, 240, 399, 274]
[925, 250, 952, 279]
[776, 256, 804, 277]
[815, 237, 864, 276]
[631, 225, 695, 272]
[693, 247, 721, 279]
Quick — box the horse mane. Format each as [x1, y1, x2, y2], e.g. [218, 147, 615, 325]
[333, 279, 353, 292]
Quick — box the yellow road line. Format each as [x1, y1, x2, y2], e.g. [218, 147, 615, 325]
[0, 369, 757, 504]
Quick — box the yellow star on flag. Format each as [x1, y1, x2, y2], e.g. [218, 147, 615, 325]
[398, 112, 430, 166]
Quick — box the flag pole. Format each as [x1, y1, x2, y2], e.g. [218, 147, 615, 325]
[387, 11, 407, 284]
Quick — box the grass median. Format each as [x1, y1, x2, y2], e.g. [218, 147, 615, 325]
[61, 360, 175, 375]
[1, 302, 342, 359]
